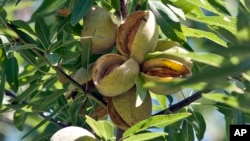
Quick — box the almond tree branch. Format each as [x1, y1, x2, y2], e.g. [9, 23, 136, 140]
[7, 22, 107, 108]
[4, 89, 68, 127]
[154, 89, 211, 115]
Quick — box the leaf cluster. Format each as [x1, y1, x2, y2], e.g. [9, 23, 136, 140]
[0, 0, 250, 140]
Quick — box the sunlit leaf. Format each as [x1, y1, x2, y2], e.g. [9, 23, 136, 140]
[185, 0, 226, 15]
[172, 0, 202, 16]
[0, 47, 7, 67]
[123, 132, 167, 141]
[149, 1, 186, 43]
[123, 112, 191, 137]
[150, 92, 167, 110]
[10, 20, 36, 35]
[135, 75, 148, 107]
[181, 25, 227, 47]
[202, 93, 250, 113]
[167, 4, 186, 20]
[150, 1, 179, 22]
[192, 16, 237, 34]
[85, 115, 115, 140]
[240, 0, 250, 11]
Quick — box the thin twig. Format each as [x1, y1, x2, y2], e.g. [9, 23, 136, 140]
[154, 89, 211, 115]
[116, 128, 125, 141]
[6, 22, 107, 108]
[120, 0, 128, 18]
[4, 89, 68, 127]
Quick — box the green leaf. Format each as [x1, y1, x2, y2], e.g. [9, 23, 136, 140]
[0, 47, 7, 68]
[70, 94, 86, 125]
[181, 25, 227, 47]
[15, 0, 22, 6]
[150, 92, 167, 110]
[5, 56, 19, 92]
[123, 112, 191, 137]
[111, 0, 120, 11]
[167, 4, 186, 20]
[192, 16, 237, 34]
[240, 0, 250, 11]
[11, 27, 36, 44]
[150, 1, 179, 22]
[0, 7, 7, 25]
[35, 15, 50, 49]
[8, 44, 39, 52]
[192, 112, 206, 140]
[203, 93, 250, 113]
[19, 74, 43, 86]
[45, 53, 60, 65]
[185, 0, 226, 15]
[149, 1, 186, 43]
[31, 0, 64, 20]
[14, 84, 40, 103]
[182, 120, 195, 141]
[135, 75, 148, 107]
[0, 69, 5, 104]
[85, 115, 115, 140]
[81, 41, 92, 68]
[22, 106, 65, 139]
[171, 0, 199, 15]
[123, 132, 167, 141]
[71, 0, 94, 25]
[31, 89, 66, 111]
[127, 0, 137, 14]
[13, 110, 27, 131]
[10, 20, 36, 35]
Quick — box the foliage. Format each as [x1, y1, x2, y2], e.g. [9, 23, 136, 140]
[0, 0, 250, 140]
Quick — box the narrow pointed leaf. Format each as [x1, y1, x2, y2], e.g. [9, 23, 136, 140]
[5, 57, 19, 92]
[135, 75, 148, 107]
[0, 70, 5, 104]
[14, 111, 27, 131]
[181, 25, 227, 47]
[10, 20, 36, 35]
[85, 115, 114, 140]
[123, 132, 167, 141]
[123, 113, 191, 137]
[35, 15, 50, 48]
[185, 0, 225, 15]
[202, 93, 250, 113]
[71, 0, 93, 25]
